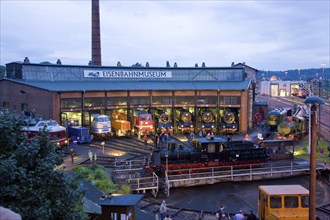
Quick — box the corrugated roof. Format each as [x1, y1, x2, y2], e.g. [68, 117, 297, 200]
[5, 79, 251, 92]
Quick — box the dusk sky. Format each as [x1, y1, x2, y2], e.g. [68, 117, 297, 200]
[1, 0, 329, 71]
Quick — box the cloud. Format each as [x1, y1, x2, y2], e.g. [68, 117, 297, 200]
[1, 0, 329, 70]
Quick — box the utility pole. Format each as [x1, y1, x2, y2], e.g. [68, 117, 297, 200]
[304, 96, 325, 220]
[309, 103, 317, 220]
[318, 81, 321, 145]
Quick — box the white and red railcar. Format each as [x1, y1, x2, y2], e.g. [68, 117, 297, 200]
[21, 120, 68, 148]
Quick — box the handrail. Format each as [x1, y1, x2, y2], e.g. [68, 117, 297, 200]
[164, 161, 325, 196]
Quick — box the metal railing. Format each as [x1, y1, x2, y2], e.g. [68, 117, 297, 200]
[113, 159, 146, 171]
[164, 161, 326, 196]
[128, 172, 158, 194]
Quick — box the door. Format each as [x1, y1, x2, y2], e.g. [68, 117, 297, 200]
[60, 112, 68, 127]
[270, 84, 279, 97]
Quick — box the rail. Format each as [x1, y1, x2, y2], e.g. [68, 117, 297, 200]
[164, 161, 326, 196]
[113, 159, 146, 171]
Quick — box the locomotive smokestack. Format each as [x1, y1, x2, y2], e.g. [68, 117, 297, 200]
[91, 0, 102, 66]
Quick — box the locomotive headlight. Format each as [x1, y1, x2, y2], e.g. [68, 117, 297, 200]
[190, 125, 193, 128]
[202, 125, 205, 128]
[181, 125, 184, 127]
[211, 125, 214, 128]
[232, 125, 235, 128]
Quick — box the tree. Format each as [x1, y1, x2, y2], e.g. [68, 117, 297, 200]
[131, 62, 143, 67]
[0, 110, 86, 219]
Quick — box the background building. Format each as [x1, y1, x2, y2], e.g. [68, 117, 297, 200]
[0, 59, 257, 134]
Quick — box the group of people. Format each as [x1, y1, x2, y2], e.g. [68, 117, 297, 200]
[158, 202, 258, 220]
[216, 205, 258, 220]
[154, 132, 170, 149]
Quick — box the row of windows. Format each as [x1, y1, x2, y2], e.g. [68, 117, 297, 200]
[60, 96, 241, 108]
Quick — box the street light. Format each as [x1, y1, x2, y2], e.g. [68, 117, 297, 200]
[165, 153, 169, 173]
[321, 63, 326, 80]
[304, 96, 325, 220]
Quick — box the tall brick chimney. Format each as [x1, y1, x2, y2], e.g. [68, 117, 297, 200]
[91, 0, 102, 66]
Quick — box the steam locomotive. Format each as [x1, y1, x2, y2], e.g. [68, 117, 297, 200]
[150, 136, 268, 172]
[266, 108, 292, 131]
[200, 110, 216, 132]
[157, 113, 173, 133]
[276, 116, 308, 140]
[178, 110, 194, 133]
[220, 111, 238, 134]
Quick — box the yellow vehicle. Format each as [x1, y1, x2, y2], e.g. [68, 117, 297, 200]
[258, 185, 309, 220]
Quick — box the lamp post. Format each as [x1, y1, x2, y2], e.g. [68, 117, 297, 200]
[304, 96, 325, 220]
[300, 83, 313, 154]
[321, 63, 326, 81]
[165, 153, 169, 173]
[318, 81, 321, 145]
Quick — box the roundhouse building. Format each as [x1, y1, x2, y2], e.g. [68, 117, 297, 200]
[0, 59, 257, 135]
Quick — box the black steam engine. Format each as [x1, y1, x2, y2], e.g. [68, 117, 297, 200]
[199, 110, 216, 132]
[150, 136, 268, 172]
[220, 111, 238, 134]
[178, 110, 194, 133]
[157, 113, 173, 133]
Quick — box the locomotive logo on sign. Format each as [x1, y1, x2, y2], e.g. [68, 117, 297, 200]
[88, 71, 100, 77]
[254, 113, 262, 122]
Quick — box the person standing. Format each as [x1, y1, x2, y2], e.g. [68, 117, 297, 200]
[159, 200, 168, 220]
[216, 205, 226, 219]
[70, 148, 75, 164]
[234, 210, 244, 220]
[155, 133, 159, 148]
[190, 131, 194, 139]
[247, 210, 257, 220]
[234, 210, 245, 220]
[143, 134, 148, 146]
[164, 132, 169, 148]
[88, 149, 93, 162]
[163, 214, 172, 220]
[320, 147, 324, 157]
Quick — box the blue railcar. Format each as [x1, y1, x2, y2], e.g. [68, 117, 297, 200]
[68, 126, 93, 144]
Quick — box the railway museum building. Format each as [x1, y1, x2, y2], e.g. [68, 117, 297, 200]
[0, 60, 257, 135]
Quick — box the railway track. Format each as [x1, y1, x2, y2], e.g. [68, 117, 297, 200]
[90, 137, 154, 156]
[316, 203, 330, 218]
[138, 200, 222, 220]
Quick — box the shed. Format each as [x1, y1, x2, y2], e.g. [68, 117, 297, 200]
[98, 194, 144, 220]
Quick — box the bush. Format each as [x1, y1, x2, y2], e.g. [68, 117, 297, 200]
[295, 139, 330, 163]
[116, 185, 131, 194]
[72, 165, 130, 194]
[72, 166, 93, 179]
